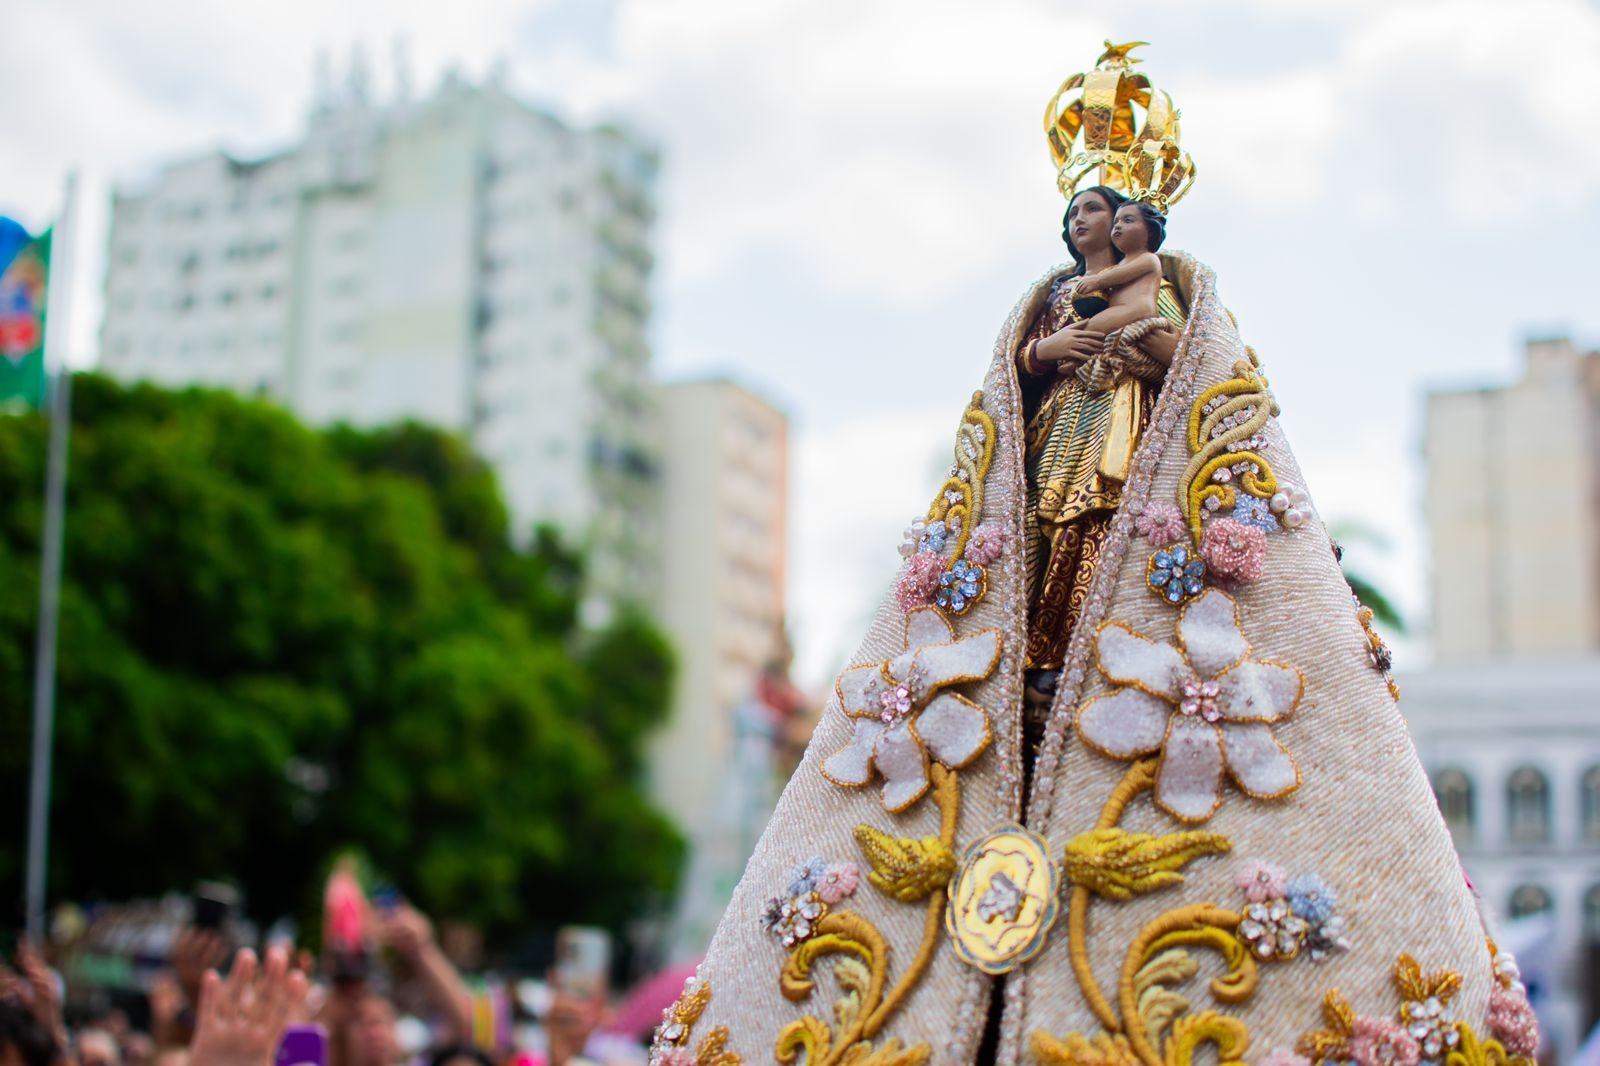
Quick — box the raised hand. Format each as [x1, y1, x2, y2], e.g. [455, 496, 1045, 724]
[189, 947, 309, 1066]
[372, 902, 432, 960]
[171, 927, 230, 1008]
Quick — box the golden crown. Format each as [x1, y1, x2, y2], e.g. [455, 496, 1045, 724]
[1044, 40, 1196, 212]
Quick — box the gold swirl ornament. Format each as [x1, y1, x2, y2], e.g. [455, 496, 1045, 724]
[945, 825, 1062, 974]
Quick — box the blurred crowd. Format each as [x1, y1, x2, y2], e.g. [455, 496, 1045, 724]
[0, 878, 677, 1066]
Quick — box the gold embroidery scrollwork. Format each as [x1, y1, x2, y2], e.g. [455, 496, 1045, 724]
[1036, 759, 1259, 1066]
[924, 391, 996, 562]
[1179, 355, 1280, 541]
[1293, 956, 1534, 1066]
[1445, 1024, 1532, 1066]
[773, 767, 958, 1066]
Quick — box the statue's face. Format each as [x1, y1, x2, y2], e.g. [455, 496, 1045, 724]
[1067, 191, 1116, 252]
[1110, 204, 1149, 254]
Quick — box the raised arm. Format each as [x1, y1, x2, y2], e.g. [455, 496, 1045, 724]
[1080, 252, 1160, 291]
[377, 903, 473, 1042]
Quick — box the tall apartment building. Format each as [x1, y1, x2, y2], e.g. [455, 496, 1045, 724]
[649, 379, 790, 950]
[98, 65, 660, 607]
[1423, 336, 1600, 661]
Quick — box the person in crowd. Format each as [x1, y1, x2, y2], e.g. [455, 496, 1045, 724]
[0, 999, 58, 1066]
[0, 942, 64, 1066]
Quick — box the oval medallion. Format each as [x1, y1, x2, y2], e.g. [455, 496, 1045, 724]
[945, 824, 1062, 974]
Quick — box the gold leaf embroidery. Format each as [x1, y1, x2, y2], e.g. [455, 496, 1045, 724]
[836, 1039, 933, 1066]
[833, 957, 872, 1035]
[1164, 1010, 1249, 1066]
[1395, 952, 1463, 1006]
[1295, 989, 1357, 1061]
[1063, 827, 1232, 901]
[694, 1026, 743, 1066]
[1133, 949, 1196, 1044]
[1445, 1022, 1535, 1066]
[1029, 1030, 1141, 1066]
[853, 825, 956, 902]
[665, 979, 712, 1035]
[775, 1016, 831, 1066]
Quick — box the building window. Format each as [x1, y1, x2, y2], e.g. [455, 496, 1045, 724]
[1433, 768, 1475, 841]
[1583, 766, 1600, 842]
[1586, 885, 1600, 941]
[1507, 766, 1551, 845]
[1508, 884, 1553, 919]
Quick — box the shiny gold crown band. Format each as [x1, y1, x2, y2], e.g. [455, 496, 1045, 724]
[1044, 40, 1197, 211]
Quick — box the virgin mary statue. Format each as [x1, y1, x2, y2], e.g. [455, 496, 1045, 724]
[647, 42, 1541, 1066]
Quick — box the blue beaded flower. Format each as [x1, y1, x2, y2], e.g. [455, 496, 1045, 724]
[1147, 544, 1206, 604]
[937, 558, 984, 613]
[918, 520, 949, 554]
[1286, 873, 1337, 925]
[786, 855, 828, 896]
[1231, 494, 1278, 533]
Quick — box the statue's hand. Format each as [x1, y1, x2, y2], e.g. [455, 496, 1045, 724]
[1038, 326, 1103, 366]
[1133, 323, 1178, 366]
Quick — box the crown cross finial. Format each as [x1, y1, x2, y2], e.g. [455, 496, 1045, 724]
[1095, 40, 1148, 69]
[1044, 39, 1196, 208]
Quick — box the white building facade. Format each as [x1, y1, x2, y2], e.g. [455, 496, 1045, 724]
[1402, 662, 1600, 1059]
[99, 69, 660, 606]
[1414, 335, 1600, 1058]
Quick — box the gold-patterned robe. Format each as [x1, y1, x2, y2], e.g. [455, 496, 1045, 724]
[1020, 275, 1188, 669]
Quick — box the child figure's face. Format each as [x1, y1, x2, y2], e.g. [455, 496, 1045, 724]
[1110, 205, 1150, 255]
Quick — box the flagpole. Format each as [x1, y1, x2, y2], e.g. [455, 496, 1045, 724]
[25, 172, 77, 944]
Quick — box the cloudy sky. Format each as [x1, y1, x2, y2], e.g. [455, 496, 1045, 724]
[4, 0, 1599, 688]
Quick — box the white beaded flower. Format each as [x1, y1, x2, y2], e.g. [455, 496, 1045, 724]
[821, 607, 1000, 812]
[1075, 588, 1303, 822]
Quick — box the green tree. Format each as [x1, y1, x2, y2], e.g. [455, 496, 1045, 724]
[0, 374, 683, 931]
[1329, 519, 1406, 633]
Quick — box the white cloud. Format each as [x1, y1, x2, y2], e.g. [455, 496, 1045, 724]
[788, 405, 954, 689]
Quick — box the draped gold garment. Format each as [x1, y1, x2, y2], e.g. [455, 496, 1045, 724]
[1022, 276, 1189, 669]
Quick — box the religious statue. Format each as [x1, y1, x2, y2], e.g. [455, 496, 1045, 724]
[647, 41, 1541, 1066]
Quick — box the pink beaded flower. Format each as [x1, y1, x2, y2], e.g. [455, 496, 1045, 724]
[1135, 501, 1187, 545]
[965, 522, 1004, 566]
[895, 550, 945, 610]
[1348, 1017, 1420, 1066]
[1234, 859, 1288, 903]
[1259, 1052, 1310, 1066]
[816, 862, 861, 904]
[1200, 517, 1267, 582]
[1488, 985, 1540, 1057]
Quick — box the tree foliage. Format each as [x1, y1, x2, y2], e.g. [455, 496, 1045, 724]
[0, 374, 682, 931]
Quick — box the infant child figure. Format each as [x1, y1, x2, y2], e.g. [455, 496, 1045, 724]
[1068, 198, 1167, 335]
